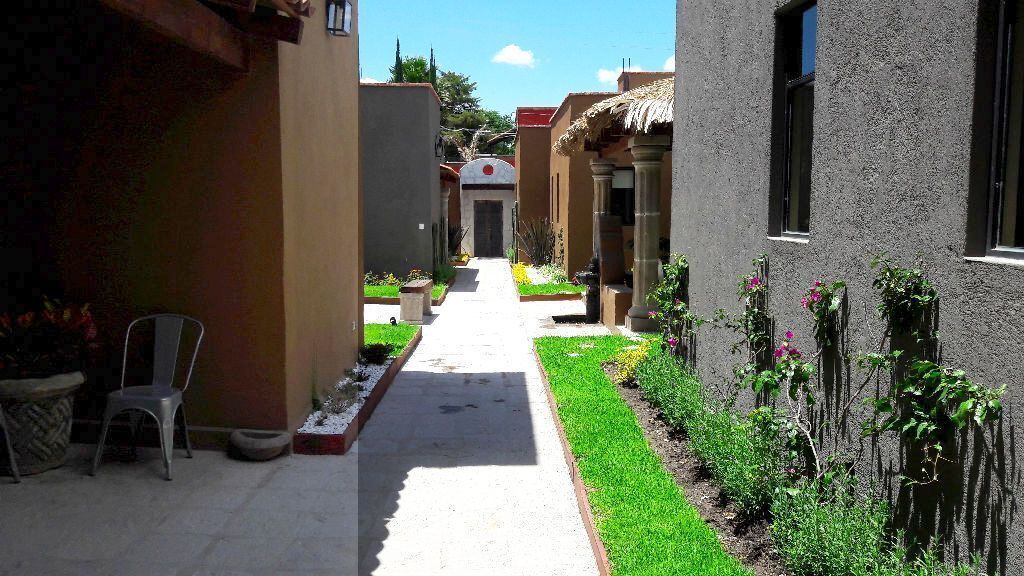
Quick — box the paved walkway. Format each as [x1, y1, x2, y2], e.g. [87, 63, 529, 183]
[356, 258, 597, 575]
[0, 259, 597, 576]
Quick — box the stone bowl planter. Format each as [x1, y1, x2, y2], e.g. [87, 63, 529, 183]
[0, 371, 85, 475]
[229, 429, 292, 461]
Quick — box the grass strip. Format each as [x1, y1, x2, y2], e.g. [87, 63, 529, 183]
[364, 285, 445, 299]
[364, 323, 418, 354]
[535, 336, 750, 576]
[518, 282, 586, 296]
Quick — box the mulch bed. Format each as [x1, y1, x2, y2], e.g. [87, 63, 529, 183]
[605, 366, 788, 576]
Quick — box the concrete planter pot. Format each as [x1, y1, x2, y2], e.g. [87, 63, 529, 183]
[0, 371, 85, 475]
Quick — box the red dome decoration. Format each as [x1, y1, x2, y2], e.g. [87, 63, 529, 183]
[482, 164, 494, 176]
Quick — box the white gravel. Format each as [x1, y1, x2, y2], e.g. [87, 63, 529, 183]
[297, 361, 391, 434]
[524, 265, 554, 285]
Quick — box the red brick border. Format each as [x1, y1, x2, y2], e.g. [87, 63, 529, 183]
[533, 347, 613, 576]
[451, 260, 468, 267]
[364, 285, 449, 306]
[293, 328, 422, 455]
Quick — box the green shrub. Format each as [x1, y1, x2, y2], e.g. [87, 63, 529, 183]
[772, 476, 981, 576]
[635, 350, 788, 514]
[688, 406, 789, 514]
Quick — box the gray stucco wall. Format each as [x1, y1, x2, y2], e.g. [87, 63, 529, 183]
[673, 1, 1023, 572]
[361, 85, 441, 276]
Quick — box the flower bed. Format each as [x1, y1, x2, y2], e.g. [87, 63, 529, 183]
[511, 263, 584, 301]
[293, 324, 420, 455]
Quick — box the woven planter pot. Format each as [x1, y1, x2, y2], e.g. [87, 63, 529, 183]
[0, 372, 85, 475]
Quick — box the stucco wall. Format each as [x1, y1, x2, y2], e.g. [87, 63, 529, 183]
[279, 0, 362, 431]
[361, 84, 441, 276]
[673, 1, 1024, 571]
[516, 125, 553, 230]
[54, 19, 288, 431]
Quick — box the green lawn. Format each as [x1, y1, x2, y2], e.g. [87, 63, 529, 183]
[364, 284, 445, 299]
[364, 323, 418, 355]
[518, 282, 586, 296]
[535, 336, 750, 576]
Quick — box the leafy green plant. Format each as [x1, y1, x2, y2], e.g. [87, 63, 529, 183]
[772, 474, 982, 576]
[865, 360, 1005, 484]
[801, 279, 846, 347]
[505, 244, 517, 262]
[516, 218, 556, 265]
[634, 349, 706, 430]
[648, 254, 706, 358]
[433, 263, 457, 286]
[359, 343, 394, 365]
[715, 254, 772, 388]
[870, 255, 937, 335]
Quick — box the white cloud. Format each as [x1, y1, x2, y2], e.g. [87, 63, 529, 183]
[597, 65, 644, 86]
[492, 44, 536, 68]
[663, 55, 675, 72]
[360, 77, 384, 84]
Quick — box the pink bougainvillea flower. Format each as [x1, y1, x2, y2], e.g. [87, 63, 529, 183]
[814, 280, 823, 287]
[648, 310, 658, 318]
[781, 341, 789, 348]
[667, 337, 679, 348]
[774, 348, 785, 358]
[801, 297, 809, 308]
[811, 292, 822, 302]
[785, 330, 794, 339]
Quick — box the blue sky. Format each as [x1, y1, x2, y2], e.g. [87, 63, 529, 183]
[358, 0, 676, 116]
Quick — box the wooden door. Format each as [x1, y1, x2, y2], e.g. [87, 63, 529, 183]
[473, 200, 503, 257]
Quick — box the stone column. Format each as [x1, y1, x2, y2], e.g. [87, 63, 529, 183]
[626, 135, 670, 333]
[590, 159, 616, 255]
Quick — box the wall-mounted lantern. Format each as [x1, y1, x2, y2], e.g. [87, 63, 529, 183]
[326, 0, 353, 36]
[435, 134, 445, 158]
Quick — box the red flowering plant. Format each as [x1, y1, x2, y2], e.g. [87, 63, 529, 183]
[801, 279, 846, 348]
[0, 298, 99, 379]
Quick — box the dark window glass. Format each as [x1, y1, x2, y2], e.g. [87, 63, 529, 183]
[993, 0, 1024, 249]
[610, 169, 636, 225]
[781, 2, 817, 234]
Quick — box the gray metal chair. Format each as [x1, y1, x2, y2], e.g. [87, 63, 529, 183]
[91, 314, 204, 481]
[0, 407, 20, 483]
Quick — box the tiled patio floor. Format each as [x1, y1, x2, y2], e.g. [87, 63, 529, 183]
[0, 258, 598, 576]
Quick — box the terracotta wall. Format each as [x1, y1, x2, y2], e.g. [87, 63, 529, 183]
[55, 23, 289, 430]
[279, 0, 362, 431]
[548, 94, 614, 276]
[515, 126, 553, 226]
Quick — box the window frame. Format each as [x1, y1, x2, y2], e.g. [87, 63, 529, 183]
[773, 1, 817, 238]
[987, 0, 1024, 258]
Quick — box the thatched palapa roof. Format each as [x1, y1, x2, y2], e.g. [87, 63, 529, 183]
[553, 77, 674, 156]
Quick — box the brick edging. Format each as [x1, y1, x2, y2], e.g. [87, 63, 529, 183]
[518, 292, 585, 302]
[293, 328, 422, 455]
[364, 285, 449, 307]
[532, 347, 613, 576]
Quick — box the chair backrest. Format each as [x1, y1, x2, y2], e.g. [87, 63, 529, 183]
[120, 314, 204, 393]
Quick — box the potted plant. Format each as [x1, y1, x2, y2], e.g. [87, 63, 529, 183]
[0, 298, 98, 475]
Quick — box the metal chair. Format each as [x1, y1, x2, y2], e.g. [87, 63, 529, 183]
[0, 407, 20, 483]
[91, 314, 204, 481]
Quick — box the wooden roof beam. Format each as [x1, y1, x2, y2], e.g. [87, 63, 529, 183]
[98, 0, 248, 71]
[237, 11, 304, 45]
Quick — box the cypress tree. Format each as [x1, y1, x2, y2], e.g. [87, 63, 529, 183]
[429, 47, 437, 88]
[392, 38, 404, 83]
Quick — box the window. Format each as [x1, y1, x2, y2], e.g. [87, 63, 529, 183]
[777, 2, 817, 235]
[609, 168, 636, 225]
[556, 173, 561, 222]
[990, 0, 1024, 253]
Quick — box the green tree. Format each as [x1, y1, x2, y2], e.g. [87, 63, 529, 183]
[391, 38, 403, 82]
[436, 71, 480, 121]
[429, 48, 437, 88]
[390, 56, 430, 83]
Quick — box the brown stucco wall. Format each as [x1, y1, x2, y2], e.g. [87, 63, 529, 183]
[549, 94, 613, 276]
[56, 24, 289, 430]
[515, 125, 553, 235]
[279, 0, 362, 432]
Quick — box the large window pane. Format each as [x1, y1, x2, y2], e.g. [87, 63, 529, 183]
[787, 84, 814, 233]
[997, 0, 1023, 248]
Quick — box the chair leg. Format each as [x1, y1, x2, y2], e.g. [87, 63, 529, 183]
[1, 410, 19, 483]
[158, 412, 175, 481]
[178, 404, 193, 459]
[91, 407, 117, 476]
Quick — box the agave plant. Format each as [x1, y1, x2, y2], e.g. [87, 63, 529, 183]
[447, 225, 469, 257]
[517, 218, 556, 265]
